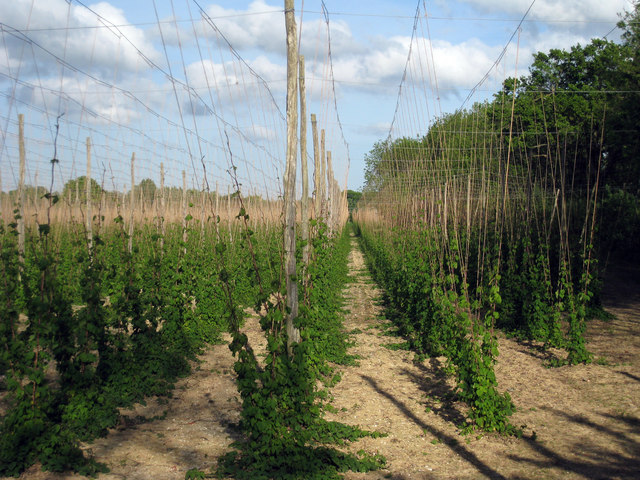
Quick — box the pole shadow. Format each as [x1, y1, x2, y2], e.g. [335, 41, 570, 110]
[360, 374, 507, 480]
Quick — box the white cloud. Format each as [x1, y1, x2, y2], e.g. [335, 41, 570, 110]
[150, 14, 188, 48]
[325, 36, 410, 92]
[186, 59, 240, 90]
[247, 124, 276, 141]
[198, 1, 365, 59]
[460, 0, 627, 24]
[182, 56, 287, 120]
[323, 34, 512, 99]
[428, 39, 507, 94]
[299, 17, 366, 57]
[250, 55, 286, 85]
[0, 0, 159, 76]
[201, 0, 283, 53]
[353, 121, 392, 137]
[13, 75, 149, 125]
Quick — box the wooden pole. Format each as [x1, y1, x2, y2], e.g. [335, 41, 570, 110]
[227, 184, 233, 243]
[326, 150, 333, 233]
[215, 180, 220, 240]
[320, 129, 326, 219]
[182, 170, 187, 255]
[33, 171, 39, 223]
[139, 182, 144, 215]
[311, 114, 320, 220]
[299, 55, 310, 267]
[18, 114, 25, 262]
[159, 162, 165, 251]
[33, 172, 38, 209]
[86, 137, 92, 249]
[284, 0, 300, 351]
[200, 178, 206, 242]
[128, 153, 135, 253]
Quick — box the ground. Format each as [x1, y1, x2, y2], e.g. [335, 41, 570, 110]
[4, 234, 639, 479]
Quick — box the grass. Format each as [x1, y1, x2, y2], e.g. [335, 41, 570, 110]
[381, 341, 410, 351]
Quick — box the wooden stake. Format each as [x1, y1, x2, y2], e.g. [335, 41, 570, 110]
[18, 114, 25, 263]
[128, 153, 135, 253]
[200, 178, 206, 242]
[182, 170, 187, 255]
[86, 137, 92, 249]
[227, 184, 233, 243]
[311, 114, 320, 220]
[215, 180, 220, 240]
[33, 171, 38, 211]
[159, 162, 165, 251]
[299, 55, 310, 266]
[326, 150, 333, 233]
[284, 0, 300, 352]
[320, 129, 326, 219]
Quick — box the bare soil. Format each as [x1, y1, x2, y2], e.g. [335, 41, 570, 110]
[4, 235, 639, 479]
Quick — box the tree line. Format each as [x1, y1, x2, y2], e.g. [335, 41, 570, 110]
[363, 4, 640, 261]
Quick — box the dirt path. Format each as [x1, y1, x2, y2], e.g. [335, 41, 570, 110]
[6, 235, 640, 479]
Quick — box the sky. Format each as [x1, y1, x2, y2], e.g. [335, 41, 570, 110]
[0, 0, 630, 194]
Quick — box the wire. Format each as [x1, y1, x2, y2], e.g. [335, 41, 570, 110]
[459, 0, 536, 111]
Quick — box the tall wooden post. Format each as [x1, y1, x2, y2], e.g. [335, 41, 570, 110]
[86, 137, 92, 249]
[299, 55, 310, 267]
[17, 114, 25, 262]
[326, 150, 333, 233]
[200, 178, 206, 242]
[139, 182, 144, 214]
[284, 0, 300, 352]
[159, 162, 165, 251]
[215, 180, 220, 240]
[311, 114, 320, 220]
[128, 153, 135, 253]
[33, 171, 38, 214]
[182, 170, 187, 255]
[227, 184, 233, 243]
[320, 129, 326, 219]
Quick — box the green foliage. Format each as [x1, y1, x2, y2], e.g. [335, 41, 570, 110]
[0, 217, 260, 476]
[61, 176, 103, 203]
[136, 178, 157, 200]
[0, 211, 110, 476]
[599, 186, 640, 262]
[346, 190, 362, 218]
[217, 223, 385, 479]
[357, 224, 515, 433]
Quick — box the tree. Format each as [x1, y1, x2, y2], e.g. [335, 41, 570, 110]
[136, 179, 157, 202]
[346, 190, 362, 215]
[62, 176, 102, 203]
[606, 2, 640, 191]
[490, 36, 638, 192]
[363, 137, 427, 193]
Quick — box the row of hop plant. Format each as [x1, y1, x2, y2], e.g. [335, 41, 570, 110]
[0, 205, 280, 476]
[355, 209, 597, 434]
[354, 88, 602, 432]
[211, 208, 387, 480]
[355, 222, 516, 433]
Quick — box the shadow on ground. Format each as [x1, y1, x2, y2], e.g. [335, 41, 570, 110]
[360, 374, 507, 480]
[508, 407, 640, 479]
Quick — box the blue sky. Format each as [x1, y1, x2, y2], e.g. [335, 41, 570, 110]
[0, 0, 628, 195]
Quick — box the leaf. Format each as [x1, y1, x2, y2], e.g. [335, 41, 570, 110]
[38, 224, 51, 236]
